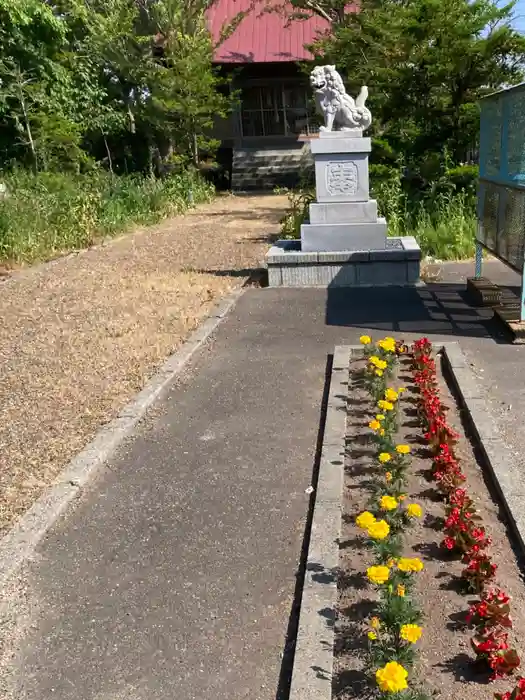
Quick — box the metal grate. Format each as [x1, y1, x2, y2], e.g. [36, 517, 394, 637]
[479, 183, 499, 252]
[478, 181, 525, 274]
[478, 84, 525, 319]
[502, 187, 525, 271]
[480, 98, 501, 179]
[506, 89, 525, 184]
[386, 238, 403, 250]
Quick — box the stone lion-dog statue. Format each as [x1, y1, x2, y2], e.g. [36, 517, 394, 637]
[310, 65, 372, 132]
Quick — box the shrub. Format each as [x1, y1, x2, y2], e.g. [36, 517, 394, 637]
[279, 162, 478, 261]
[276, 186, 315, 240]
[0, 168, 214, 264]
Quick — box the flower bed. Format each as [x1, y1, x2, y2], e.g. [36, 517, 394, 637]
[334, 337, 525, 699]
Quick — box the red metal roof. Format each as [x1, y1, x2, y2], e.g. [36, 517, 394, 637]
[207, 0, 331, 63]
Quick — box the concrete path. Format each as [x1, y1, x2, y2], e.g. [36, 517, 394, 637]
[4, 258, 525, 700]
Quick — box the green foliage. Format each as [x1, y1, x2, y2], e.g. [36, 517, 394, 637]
[0, 0, 232, 173]
[275, 185, 315, 239]
[370, 535, 403, 563]
[0, 168, 213, 263]
[371, 167, 476, 260]
[277, 158, 476, 259]
[0, 0, 232, 264]
[311, 0, 525, 173]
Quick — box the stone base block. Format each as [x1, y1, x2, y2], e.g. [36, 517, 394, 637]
[466, 277, 501, 306]
[311, 137, 371, 155]
[494, 312, 525, 344]
[314, 152, 369, 203]
[309, 200, 378, 225]
[318, 129, 363, 139]
[266, 237, 421, 288]
[301, 219, 387, 252]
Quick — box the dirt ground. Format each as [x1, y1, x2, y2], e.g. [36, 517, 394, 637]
[336, 356, 525, 699]
[0, 193, 288, 534]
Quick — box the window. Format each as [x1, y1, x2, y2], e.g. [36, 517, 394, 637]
[239, 83, 318, 138]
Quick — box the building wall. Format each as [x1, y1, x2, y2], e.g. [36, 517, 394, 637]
[212, 62, 318, 189]
[213, 63, 318, 143]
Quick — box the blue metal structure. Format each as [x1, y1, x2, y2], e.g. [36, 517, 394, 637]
[478, 82, 525, 321]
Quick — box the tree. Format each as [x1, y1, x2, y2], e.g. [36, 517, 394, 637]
[309, 0, 525, 186]
[138, 0, 231, 168]
[0, 0, 234, 173]
[0, 0, 72, 168]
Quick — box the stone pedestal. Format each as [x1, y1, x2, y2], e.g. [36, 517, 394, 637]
[265, 126, 422, 288]
[301, 132, 387, 253]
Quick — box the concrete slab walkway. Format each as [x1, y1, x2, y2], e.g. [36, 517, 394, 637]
[4, 259, 525, 700]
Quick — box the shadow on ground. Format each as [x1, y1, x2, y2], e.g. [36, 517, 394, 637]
[325, 283, 511, 343]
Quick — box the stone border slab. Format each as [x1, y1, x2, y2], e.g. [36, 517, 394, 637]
[288, 345, 350, 700]
[289, 342, 524, 700]
[0, 287, 246, 591]
[440, 341, 525, 554]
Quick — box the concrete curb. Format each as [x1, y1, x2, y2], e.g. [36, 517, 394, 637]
[289, 345, 351, 700]
[440, 341, 525, 556]
[0, 287, 245, 590]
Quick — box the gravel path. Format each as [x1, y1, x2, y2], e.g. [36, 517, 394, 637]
[0, 193, 287, 534]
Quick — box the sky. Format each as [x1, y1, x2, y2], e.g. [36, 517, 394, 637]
[512, 0, 525, 31]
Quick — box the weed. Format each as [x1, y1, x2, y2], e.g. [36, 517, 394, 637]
[0, 168, 214, 264]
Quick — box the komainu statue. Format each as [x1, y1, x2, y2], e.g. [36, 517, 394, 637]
[309, 65, 372, 133]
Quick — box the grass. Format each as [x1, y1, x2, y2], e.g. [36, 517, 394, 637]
[374, 176, 476, 261]
[0, 168, 214, 265]
[278, 178, 476, 261]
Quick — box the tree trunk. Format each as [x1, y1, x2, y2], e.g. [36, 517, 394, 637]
[17, 85, 37, 172]
[102, 130, 114, 175]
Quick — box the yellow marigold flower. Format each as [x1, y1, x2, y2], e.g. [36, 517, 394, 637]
[356, 511, 376, 529]
[360, 335, 372, 345]
[376, 414, 385, 421]
[384, 388, 399, 402]
[397, 584, 406, 597]
[375, 369, 384, 377]
[379, 428, 385, 437]
[395, 444, 411, 455]
[376, 661, 408, 693]
[367, 519, 390, 540]
[369, 419, 381, 431]
[376, 359, 387, 370]
[367, 565, 390, 585]
[378, 344, 396, 355]
[378, 452, 391, 464]
[377, 338, 397, 353]
[380, 495, 398, 511]
[406, 503, 423, 518]
[400, 624, 422, 644]
[371, 616, 381, 629]
[368, 631, 377, 641]
[385, 471, 392, 482]
[369, 355, 381, 367]
[377, 399, 394, 411]
[398, 387, 406, 393]
[397, 557, 424, 572]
